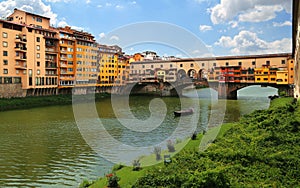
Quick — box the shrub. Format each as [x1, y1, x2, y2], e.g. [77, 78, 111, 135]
[191, 131, 197, 140]
[106, 173, 120, 188]
[167, 140, 175, 152]
[79, 179, 94, 188]
[112, 163, 124, 172]
[132, 159, 141, 171]
[153, 146, 161, 161]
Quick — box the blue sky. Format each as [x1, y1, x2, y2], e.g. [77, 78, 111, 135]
[0, 0, 293, 57]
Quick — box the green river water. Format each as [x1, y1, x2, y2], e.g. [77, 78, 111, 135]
[0, 86, 277, 187]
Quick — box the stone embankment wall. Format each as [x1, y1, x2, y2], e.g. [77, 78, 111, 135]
[0, 84, 26, 98]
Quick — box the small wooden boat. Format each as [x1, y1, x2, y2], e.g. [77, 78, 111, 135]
[174, 108, 194, 117]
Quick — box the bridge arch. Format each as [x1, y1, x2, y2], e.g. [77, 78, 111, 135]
[177, 69, 187, 79]
[187, 69, 197, 79]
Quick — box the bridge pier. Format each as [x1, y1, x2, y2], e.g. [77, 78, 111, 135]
[209, 81, 294, 100]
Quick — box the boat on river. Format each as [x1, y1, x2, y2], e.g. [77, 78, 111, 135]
[174, 108, 194, 117]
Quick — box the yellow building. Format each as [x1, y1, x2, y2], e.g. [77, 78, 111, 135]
[97, 44, 124, 87]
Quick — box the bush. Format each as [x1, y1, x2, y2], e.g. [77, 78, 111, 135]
[132, 159, 141, 171]
[153, 146, 161, 161]
[167, 140, 175, 152]
[106, 173, 120, 188]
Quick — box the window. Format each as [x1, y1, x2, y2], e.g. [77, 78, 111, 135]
[213, 63, 216, 67]
[226, 62, 229, 66]
[36, 17, 42, 22]
[36, 45, 40, 51]
[2, 32, 7, 38]
[29, 69, 33, 76]
[3, 69, 8, 74]
[202, 63, 205, 67]
[170, 64, 173, 68]
[14, 77, 21, 84]
[2, 41, 7, 47]
[3, 51, 8, 56]
[190, 63, 194, 67]
[160, 64, 163, 68]
[238, 62, 242, 66]
[37, 69, 40, 75]
[3, 60, 8, 65]
[37, 53, 40, 58]
[266, 60, 270, 65]
[180, 64, 183, 67]
[4, 77, 12, 84]
[252, 61, 256, 65]
[37, 61, 40, 66]
[291, 68, 294, 71]
[36, 37, 40, 42]
[281, 60, 285, 64]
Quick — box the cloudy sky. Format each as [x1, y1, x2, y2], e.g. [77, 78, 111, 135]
[0, 0, 293, 57]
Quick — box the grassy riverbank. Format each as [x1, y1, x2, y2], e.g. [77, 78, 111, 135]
[0, 93, 110, 111]
[83, 123, 236, 188]
[85, 97, 300, 187]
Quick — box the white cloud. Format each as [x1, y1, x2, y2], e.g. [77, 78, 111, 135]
[210, 0, 292, 24]
[215, 30, 291, 55]
[238, 5, 283, 22]
[86, 0, 91, 4]
[129, 1, 137, 5]
[99, 32, 106, 39]
[273, 21, 292, 27]
[57, 19, 84, 31]
[199, 25, 212, 32]
[105, 3, 112, 7]
[97, 4, 102, 8]
[45, 0, 70, 2]
[229, 21, 238, 28]
[110, 35, 119, 41]
[115, 5, 123, 9]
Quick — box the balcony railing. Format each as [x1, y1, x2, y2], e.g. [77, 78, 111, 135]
[15, 63, 27, 70]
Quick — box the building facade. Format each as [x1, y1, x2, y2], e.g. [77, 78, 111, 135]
[0, 8, 128, 98]
[293, 0, 300, 98]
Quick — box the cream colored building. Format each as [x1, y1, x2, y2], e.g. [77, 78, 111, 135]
[293, 0, 300, 98]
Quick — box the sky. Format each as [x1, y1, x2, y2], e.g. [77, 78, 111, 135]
[0, 0, 293, 58]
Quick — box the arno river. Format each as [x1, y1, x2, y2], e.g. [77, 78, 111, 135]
[0, 86, 277, 187]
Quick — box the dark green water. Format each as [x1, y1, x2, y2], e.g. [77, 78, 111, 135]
[0, 87, 277, 187]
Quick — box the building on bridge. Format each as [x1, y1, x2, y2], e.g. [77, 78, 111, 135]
[129, 53, 293, 84]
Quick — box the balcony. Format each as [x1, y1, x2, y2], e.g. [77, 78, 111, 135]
[15, 46, 27, 52]
[60, 63, 67, 67]
[60, 50, 67, 54]
[15, 62, 27, 70]
[46, 48, 57, 53]
[15, 36, 27, 44]
[59, 76, 75, 80]
[46, 64, 57, 69]
[60, 57, 67, 61]
[15, 55, 27, 61]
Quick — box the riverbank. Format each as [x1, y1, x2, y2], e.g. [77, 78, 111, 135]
[85, 97, 300, 187]
[82, 123, 236, 188]
[0, 92, 110, 112]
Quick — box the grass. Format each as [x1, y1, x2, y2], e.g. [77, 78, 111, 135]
[88, 123, 236, 188]
[0, 92, 110, 111]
